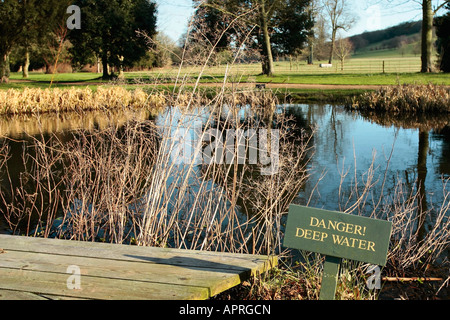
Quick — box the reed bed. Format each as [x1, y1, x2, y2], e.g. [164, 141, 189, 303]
[349, 84, 450, 114]
[282, 148, 450, 300]
[0, 87, 166, 115]
[2, 90, 449, 299]
[0, 89, 313, 256]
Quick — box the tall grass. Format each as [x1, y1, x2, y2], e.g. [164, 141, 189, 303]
[349, 83, 450, 114]
[0, 86, 166, 115]
[281, 146, 450, 300]
[0, 89, 313, 256]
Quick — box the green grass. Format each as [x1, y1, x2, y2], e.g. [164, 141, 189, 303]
[2, 72, 103, 90]
[2, 61, 449, 93]
[8, 72, 102, 83]
[352, 47, 420, 59]
[255, 73, 450, 85]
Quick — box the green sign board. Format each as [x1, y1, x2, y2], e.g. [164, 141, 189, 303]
[283, 205, 393, 300]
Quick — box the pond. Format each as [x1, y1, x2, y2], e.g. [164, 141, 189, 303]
[1, 103, 449, 248]
[288, 104, 450, 216]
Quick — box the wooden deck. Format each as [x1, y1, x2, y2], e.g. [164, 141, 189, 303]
[0, 235, 277, 300]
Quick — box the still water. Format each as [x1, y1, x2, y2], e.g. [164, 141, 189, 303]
[1, 104, 450, 234]
[287, 104, 450, 216]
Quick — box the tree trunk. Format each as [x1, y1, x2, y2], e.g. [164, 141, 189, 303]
[421, 0, 434, 73]
[260, 2, 274, 76]
[102, 53, 109, 79]
[5, 54, 10, 78]
[97, 56, 101, 74]
[23, 49, 30, 78]
[45, 63, 54, 74]
[0, 52, 9, 83]
[329, 29, 337, 64]
[308, 40, 314, 65]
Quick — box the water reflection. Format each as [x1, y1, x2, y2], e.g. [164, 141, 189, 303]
[1, 104, 450, 239]
[432, 126, 450, 176]
[0, 108, 155, 235]
[0, 108, 153, 138]
[287, 104, 450, 240]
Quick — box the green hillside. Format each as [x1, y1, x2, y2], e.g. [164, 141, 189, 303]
[350, 21, 425, 59]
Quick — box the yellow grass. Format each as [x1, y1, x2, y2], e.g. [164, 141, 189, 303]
[350, 83, 450, 114]
[0, 87, 166, 115]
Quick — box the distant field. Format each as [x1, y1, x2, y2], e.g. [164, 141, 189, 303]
[128, 56, 424, 77]
[1, 53, 449, 91]
[126, 56, 427, 80]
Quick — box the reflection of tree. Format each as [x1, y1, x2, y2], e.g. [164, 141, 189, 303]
[417, 130, 429, 241]
[354, 110, 450, 132]
[355, 110, 446, 242]
[431, 126, 450, 176]
[329, 106, 342, 162]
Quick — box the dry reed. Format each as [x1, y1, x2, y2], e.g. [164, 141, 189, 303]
[350, 84, 450, 114]
[0, 89, 313, 256]
[330, 145, 450, 292]
[0, 87, 166, 115]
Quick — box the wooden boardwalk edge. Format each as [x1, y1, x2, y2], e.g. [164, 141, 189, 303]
[0, 235, 277, 300]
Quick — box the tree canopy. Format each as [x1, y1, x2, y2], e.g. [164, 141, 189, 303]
[0, 0, 70, 81]
[435, 3, 450, 72]
[68, 0, 157, 79]
[0, 0, 158, 81]
[189, 0, 313, 76]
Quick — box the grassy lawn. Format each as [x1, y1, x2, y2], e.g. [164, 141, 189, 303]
[1, 56, 449, 92]
[255, 72, 450, 85]
[8, 72, 103, 83]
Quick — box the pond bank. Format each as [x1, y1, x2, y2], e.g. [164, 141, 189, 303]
[1, 87, 449, 300]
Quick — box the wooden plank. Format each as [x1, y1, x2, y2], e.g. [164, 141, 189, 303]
[0, 289, 49, 300]
[0, 235, 276, 275]
[319, 256, 341, 300]
[0, 235, 277, 300]
[0, 268, 209, 300]
[0, 250, 244, 297]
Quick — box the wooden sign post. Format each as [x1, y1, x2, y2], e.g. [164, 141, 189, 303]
[283, 205, 392, 300]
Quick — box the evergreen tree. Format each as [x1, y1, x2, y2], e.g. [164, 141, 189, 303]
[0, 0, 25, 82]
[435, 3, 450, 72]
[0, 0, 73, 81]
[68, 0, 157, 79]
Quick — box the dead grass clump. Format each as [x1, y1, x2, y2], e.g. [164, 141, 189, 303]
[350, 84, 450, 114]
[0, 87, 165, 115]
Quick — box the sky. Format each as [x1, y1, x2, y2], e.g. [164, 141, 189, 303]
[154, 0, 438, 42]
[155, 0, 195, 42]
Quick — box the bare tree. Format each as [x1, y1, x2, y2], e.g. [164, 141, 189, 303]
[306, 0, 324, 64]
[334, 36, 354, 70]
[314, 14, 331, 61]
[321, 0, 357, 64]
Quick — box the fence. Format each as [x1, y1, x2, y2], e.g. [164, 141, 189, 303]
[130, 56, 424, 79]
[273, 56, 422, 74]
